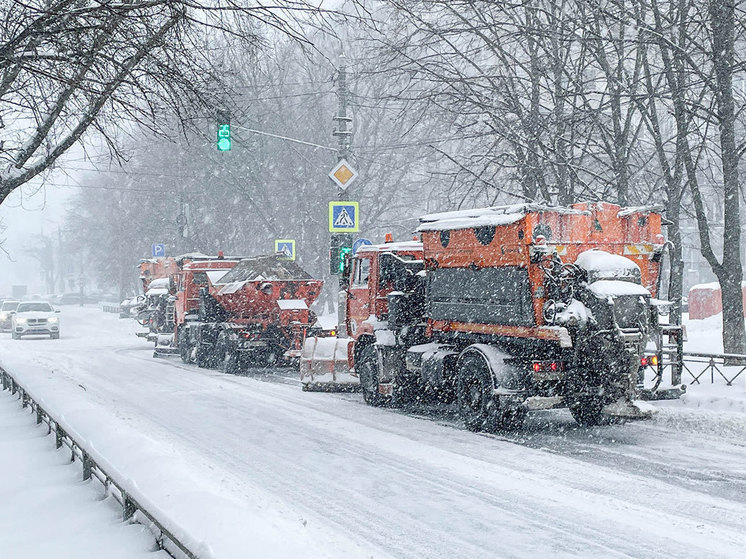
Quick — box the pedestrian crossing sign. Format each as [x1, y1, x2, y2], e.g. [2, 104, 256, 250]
[275, 239, 296, 261]
[329, 201, 359, 233]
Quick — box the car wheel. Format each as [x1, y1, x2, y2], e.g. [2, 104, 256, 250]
[11, 332, 19, 340]
[50, 333, 59, 340]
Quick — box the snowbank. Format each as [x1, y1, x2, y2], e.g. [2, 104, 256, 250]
[0, 392, 168, 559]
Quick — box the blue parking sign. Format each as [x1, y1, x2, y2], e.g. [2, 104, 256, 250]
[152, 244, 166, 257]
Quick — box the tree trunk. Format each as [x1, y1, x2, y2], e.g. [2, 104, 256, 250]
[709, 0, 745, 357]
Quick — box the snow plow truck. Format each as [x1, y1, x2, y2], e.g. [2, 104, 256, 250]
[159, 254, 323, 372]
[301, 201, 684, 430]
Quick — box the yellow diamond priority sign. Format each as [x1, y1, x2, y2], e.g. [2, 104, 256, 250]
[329, 159, 358, 191]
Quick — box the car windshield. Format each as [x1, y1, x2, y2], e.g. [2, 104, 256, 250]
[16, 302, 53, 313]
[1, 301, 19, 311]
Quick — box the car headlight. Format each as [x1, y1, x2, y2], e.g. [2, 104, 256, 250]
[48, 316, 58, 323]
[16, 317, 27, 324]
[0, 312, 7, 320]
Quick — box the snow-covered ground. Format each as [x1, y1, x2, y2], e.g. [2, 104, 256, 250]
[1, 306, 746, 558]
[0, 388, 169, 559]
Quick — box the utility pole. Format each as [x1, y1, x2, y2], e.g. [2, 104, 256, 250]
[333, 54, 352, 171]
[331, 53, 353, 332]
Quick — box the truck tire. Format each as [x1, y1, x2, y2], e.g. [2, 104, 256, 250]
[569, 396, 607, 427]
[359, 346, 388, 407]
[457, 353, 494, 431]
[457, 352, 526, 432]
[217, 338, 240, 375]
[178, 328, 193, 364]
[195, 342, 211, 368]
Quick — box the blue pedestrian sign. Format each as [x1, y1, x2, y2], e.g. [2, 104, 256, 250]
[352, 238, 373, 254]
[329, 201, 359, 233]
[275, 239, 296, 261]
[152, 244, 166, 258]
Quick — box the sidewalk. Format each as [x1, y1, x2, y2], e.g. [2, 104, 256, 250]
[0, 391, 166, 559]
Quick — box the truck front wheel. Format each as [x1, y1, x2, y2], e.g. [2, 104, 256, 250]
[359, 346, 388, 407]
[178, 329, 193, 364]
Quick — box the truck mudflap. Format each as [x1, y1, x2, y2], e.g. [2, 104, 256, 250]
[602, 398, 657, 420]
[153, 333, 179, 357]
[300, 336, 359, 391]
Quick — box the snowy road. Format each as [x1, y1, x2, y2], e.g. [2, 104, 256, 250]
[1, 307, 745, 558]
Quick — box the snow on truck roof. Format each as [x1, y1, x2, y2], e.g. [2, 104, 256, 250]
[416, 203, 588, 232]
[356, 241, 423, 254]
[575, 250, 640, 275]
[216, 255, 314, 283]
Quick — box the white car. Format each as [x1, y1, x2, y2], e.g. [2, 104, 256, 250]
[12, 301, 60, 339]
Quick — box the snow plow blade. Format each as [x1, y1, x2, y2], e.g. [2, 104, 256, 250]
[153, 334, 179, 358]
[637, 385, 687, 401]
[300, 336, 359, 391]
[602, 399, 656, 421]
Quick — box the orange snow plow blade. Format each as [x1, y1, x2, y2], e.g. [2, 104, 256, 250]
[300, 336, 359, 391]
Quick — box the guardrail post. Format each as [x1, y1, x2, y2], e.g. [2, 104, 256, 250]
[11, 379, 16, 395]
[21, 390, 28, 408]
[122, 491, 136, 521]
[82, 452, 92, 480]
[55, 426, 64, 449]
[2, 372, 7, 390]
[710, 357, 715, 383]
[36, 407, 43, 425]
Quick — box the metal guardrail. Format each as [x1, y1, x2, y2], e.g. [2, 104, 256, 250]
[101, 302, 122, 313]
[0, 367, 199, 559]
[644, 349, 746, 387]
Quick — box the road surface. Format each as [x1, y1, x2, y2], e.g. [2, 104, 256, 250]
[1, 306, 744, 558]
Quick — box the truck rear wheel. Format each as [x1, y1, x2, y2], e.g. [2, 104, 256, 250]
[457, 352, 526, 432]
[359, 346, 388, 407]
[569, 396, 607, 427]
[457, 353, 494, 431]
[217, 337, 240, 375]
[195, 342, 212, 368]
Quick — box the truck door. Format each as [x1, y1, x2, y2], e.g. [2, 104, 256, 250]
[346, 255, 373, 337]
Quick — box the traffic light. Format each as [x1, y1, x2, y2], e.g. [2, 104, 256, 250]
[330, 233, 353, 275]
[217, 110, 231, 151]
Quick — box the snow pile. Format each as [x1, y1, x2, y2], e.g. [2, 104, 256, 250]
[0, 392, 167, 559]
[555, 299, 593, 326]
[587, 280, 650, 297]
[575, 249, 640, 279]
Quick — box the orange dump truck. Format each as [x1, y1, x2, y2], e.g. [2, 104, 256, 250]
[302, 202, 683, 430]
[166, 254, 323, 372]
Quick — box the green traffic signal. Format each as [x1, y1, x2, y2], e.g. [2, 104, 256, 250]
[217, 111, 231, 151]
[339, 246, 352, 273]
[329, 234, 353, 275]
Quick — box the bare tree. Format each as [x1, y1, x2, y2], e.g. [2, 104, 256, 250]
[0, 0, 333, 206]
